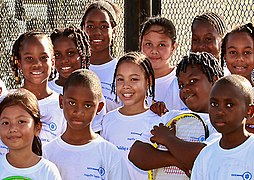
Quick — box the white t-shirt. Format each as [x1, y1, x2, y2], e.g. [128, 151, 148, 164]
[147, 68, 188, 111]
[139, 110, 220, 180]
[48, 79, 62, 95]
[191, 135, 254, 180]
[0, 91, 66, 155]
[38, 91, 66, 144]
[43, 135, 130, 180]
[0, 140, 8, 156]
[101, 109, 162, 180]
[0, 155, 61, 180]
[48, 78, 106, 132]
[0, 90, 66, 149]
[0, 79, 8, 103]
[223, 65, 231, 76]
[89, 58, 123, 112]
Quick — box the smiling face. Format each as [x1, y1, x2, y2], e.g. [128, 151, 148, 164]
[141, 25, 177, 78]
[178, 64, 213, 113]
[53, 37, 81, 85]
[115, 61, 148, 111]
[0, 105, 41, 153]
[224, 32, 254, 82]
[191, 20, 222, 60]
[18, 36, 54, 86]
[60, 85, 102, 131]
[83, 8, 114, 56]
[209, 81, 249, 135]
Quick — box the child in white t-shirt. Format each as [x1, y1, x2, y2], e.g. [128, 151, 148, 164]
[220, 22, 254, 133]
[191, 74, 254, 179]
[101, 51, 164, 179]
[49, 26, 106, 132]
[81, 0, 123, 112]
[129, 52, 224, 179]
[9, 30, 66, 145]
[43, 69, 130, 179]
[0, 88, 61, 179]
[140, 16, 187, 110]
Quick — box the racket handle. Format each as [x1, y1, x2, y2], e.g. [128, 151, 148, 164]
[148, 170, 153, 180]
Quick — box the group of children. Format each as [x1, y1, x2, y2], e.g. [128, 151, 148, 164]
[0, 0, 254, 179]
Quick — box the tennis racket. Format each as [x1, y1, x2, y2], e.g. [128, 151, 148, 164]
[148, 112, 209, 180]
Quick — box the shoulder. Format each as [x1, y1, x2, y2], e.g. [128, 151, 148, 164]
[141, 110, 162, 126]
[242, 135, 254, 148]
[38, 91, 60, 105]
[90, 58, 117, 70]
[48, 79, 63, 94]
[40, 157, 58, 169]
[39, 157, 61, 178]
[42, 137, 60, 152]
[102, 109, 119, 123]
[97, 135, 124, 154]
[104, 108, 119, 116]
[91, 135, 122, 157]
[96, 135, 118, 149]
[199, 139, 219, 157]
[155, 70, 177, 86]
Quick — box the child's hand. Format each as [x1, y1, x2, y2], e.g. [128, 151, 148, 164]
[150, 101, 168, 116]
[150, 122, 176, 145]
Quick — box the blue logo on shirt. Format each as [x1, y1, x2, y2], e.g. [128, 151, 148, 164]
[127, 132, 142, 141]
[130, 132, 142, 136]
[231, 171, 252, 180]
[190, 135, 205, 142]
[101, 82, 112, 91]
[87, 167, 105, 176]
[42, 122, 57, 131]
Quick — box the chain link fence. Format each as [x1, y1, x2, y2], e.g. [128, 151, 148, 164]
[0, 0, 124, 89]
[0, 0, 253, 89]
[162, 0, 254, 65]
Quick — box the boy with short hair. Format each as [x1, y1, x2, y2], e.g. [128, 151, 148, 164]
[191, 74, 254, 179]
[43, 69, 130, 179]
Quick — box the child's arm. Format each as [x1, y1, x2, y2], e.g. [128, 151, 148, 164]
[150, 123, 206, 170]
[129, 140, 176, 170]
[129, 140, 190, 176]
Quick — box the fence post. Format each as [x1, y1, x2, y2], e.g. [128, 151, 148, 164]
[124, 0, 152, 52]
[152, 0, 161, 16]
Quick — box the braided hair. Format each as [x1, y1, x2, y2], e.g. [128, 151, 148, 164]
[191, 12, 227, 38]
[191, 12, 227, 68]
[176, 52, 224, 83]
[221, 23, 254, 67]
[50, 25, 90, 70]
[80, 0, 121, 57]
[10, 30, 54, 85]
[111, 51, 155, 103]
